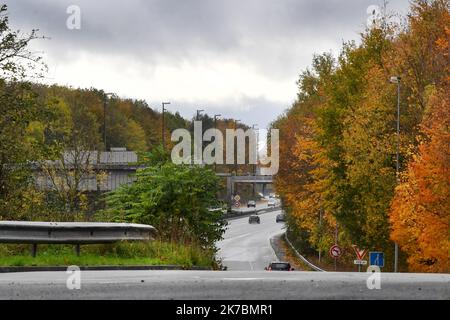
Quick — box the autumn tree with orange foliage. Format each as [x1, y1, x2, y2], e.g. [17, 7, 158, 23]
[390, 7, 450, 272]
[390, 85, 449, 273]
[274, 0, 449, 271]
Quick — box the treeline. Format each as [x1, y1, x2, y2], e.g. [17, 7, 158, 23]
[32, 84, 254, 165]
[32, 84, 189, 152]
[29, 83, 256, 176]
[273, 0, 449, 272]
[0, 80, 212, 219]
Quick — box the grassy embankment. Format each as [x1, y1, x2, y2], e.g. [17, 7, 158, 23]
[0, 241, 216, 268]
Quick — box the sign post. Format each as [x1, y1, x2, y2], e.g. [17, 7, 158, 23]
[369, 251, 384, 268]
[352, 245, 368, 272]
[233, 195, 241, 209]
[329, 244, 342, 271]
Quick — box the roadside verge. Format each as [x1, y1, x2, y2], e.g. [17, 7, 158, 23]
[270, 232, 325, 272]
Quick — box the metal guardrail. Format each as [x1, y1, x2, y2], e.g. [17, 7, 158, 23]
[284, 233, 326, 272]
[231, 175, 273, 183]
[223, 205, 282, 220]
[0, 221, 157, 257]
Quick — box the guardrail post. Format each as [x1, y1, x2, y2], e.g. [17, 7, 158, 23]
[31, 244, 37, 257]
[75, 244, 81, 256]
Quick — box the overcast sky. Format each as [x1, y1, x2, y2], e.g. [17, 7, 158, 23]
[5, 0, 409, 128]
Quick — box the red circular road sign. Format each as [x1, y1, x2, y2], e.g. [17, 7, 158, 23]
[329, 244, 342, 258]
[234, 201, 241, 208]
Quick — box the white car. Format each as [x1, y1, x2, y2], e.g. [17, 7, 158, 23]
[268, 199, 276, 207]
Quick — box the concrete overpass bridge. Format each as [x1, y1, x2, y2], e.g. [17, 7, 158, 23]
[34, 150, 274, 207]
[217, 173, 273, 183]
[216, 173, 273, 206]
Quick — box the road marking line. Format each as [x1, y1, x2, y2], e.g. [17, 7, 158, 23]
[223, 278, 263, 281]
[221, 232, 252, 241]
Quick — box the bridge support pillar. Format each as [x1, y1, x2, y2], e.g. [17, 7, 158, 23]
[226, 177, 233, 212]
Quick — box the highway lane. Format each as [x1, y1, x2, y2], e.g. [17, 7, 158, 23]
[0, 270, 448, 299]
[216, 209, 284, 271]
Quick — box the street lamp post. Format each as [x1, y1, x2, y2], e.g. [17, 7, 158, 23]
[103, 92, 114, 151]
[234, 119, 240, 175]
[196, 109, 204, 121]
[252, 124, 258, 198]
[214, 114, 221, 129]
[214, 114, 221, 172]
[161, 102, 171, 150]
[390, 75, 401, 273]
[195, 109, 205, 166]
[318, 208, 323, 263]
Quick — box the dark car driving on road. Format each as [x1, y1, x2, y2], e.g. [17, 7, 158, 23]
[276, 213, 285, 222]
[248, 215, 260, 224]
[265, 262, 294, 271]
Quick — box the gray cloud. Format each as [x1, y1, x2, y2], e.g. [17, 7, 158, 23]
[7, 0, 409, 67]
[4, 0, 410, 127]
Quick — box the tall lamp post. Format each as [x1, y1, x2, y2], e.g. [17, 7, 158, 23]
[390, 75, 401, 273]
[252, 124, 258, 198]
[161, 102, 171, 150]
[234, 119, 240, 175]
[196, 109, 204, 121]
[214, 114, 221, 172]
[103, 92, 114, 151]
[214, 114, 221, 129]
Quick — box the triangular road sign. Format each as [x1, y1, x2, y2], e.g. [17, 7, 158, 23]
[352, 245, 368, 260]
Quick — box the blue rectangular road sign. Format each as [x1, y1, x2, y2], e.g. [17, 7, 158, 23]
[369, 252, 384, 267]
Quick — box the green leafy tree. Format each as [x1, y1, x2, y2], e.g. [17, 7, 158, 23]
[0, 5, 54, 220]
[102, 156, 226, 249]
[38, 99, 105, 218]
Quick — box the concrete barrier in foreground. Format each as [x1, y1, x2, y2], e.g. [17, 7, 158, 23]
[0, 221, 157, 257]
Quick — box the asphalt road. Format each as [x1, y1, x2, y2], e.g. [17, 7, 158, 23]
[217, 209, 284, 270]
[0, 270, 448, 299]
